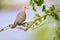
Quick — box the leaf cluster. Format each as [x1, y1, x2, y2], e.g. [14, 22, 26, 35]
[42, 5, 59, 20]
[30, 0, 44, 11]
[29, 1, 60, 40]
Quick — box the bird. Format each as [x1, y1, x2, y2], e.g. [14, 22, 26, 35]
[0, 5, 28, 32]
[11, 5, 27, 28]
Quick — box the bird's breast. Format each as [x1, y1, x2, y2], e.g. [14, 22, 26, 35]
[17, 13, 26, 23]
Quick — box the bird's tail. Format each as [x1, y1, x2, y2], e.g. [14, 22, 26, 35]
[0, 24, 13, 32]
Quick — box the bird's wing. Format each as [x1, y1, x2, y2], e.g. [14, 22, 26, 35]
[16, 11, 26, 23]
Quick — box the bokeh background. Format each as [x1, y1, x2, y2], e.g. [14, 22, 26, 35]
[0, 0, 60, 40]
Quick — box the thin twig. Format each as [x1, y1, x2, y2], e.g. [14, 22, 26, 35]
[50, 4, 60, 6]
[32, 21, 51, 30]
[0, 24, 13, 32]
[26, 9, 60, 29]
[0, 9, 60, 32]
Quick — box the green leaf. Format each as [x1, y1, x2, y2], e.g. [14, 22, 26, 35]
[51, 12, 59, 20]
[38, 18, 42, 22]
[30, 0, 33, 5]
[35, 22, 39, 26]
[30, 0, 44, 6]
[30, 0, 44, 11]
[42, 5, 46, 12]
[35, 13, 42, 22]
[43, 5, 55, 14]
[49, 5, 55, 11]
[32, 6, 37, 11]
[37, 0, 44, 6]
[45, 10, 50, 14]
[44, 16, 47, 20]
[35, 13, 41, 17]
[34, 0, 38, 4]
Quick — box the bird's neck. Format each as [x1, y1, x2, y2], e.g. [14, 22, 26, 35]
[22, 9, 26, 14]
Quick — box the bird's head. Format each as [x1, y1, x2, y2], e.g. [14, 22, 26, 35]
[22, 5, 28, 12]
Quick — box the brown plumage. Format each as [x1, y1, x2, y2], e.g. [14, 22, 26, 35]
[0, 5, 28, 32]
[11, 5, 27, 28]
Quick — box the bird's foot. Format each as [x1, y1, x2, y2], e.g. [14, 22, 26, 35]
[17, 26, 28, 31]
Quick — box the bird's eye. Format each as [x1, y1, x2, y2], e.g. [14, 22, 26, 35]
[24, 7, 26, 8]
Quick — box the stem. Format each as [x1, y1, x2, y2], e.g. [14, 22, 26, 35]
[25, 18, 38, 30]
[33, 21, 51, 29]
[50, 4, 60, 6]
[28, 9, 60, 29]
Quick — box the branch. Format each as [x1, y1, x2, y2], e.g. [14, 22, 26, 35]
[26, 9, 60, 30]
[50, 4, 60, 6]
[0, 24, 13, 32]
[0, 9, 60, 32]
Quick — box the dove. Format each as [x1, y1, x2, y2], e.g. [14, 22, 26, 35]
[0, 5, 28, 32]
[11, 5, 27, 28]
